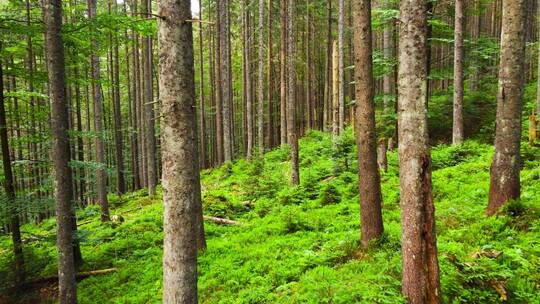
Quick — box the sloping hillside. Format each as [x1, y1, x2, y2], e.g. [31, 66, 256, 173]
[1, 130, 539, 303]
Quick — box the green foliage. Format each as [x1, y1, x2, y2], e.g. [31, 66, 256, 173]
[1, 131, 540, 303]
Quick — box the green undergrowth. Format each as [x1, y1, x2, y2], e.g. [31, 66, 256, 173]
[1, 129, 539, 303]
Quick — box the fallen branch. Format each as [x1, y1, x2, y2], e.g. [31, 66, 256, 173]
[203, 216, 238, 226]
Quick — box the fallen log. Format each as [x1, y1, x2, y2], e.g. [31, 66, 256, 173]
[24, 268, 117, 286]
[203, 216, 238, 225]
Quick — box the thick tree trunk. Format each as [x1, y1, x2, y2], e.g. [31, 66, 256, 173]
[279, 0, 288, 145]
[487, 0, 526, 215]
[398, 1, 440, 303]
[0, 43, 25, 286]
[286, 0, 299, 185]
[88, 0, 110, 222]
[452, 0, 465, 145]
[257, 0, 265, 157]
[43, 1, 78, 301]
[142, 0, 157, 196]
[353, 0, 384, 248]
[158, 0, 199, 301]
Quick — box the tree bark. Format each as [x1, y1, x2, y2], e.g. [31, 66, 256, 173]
[332, 41, 339, 140]
[257, 0, 266, 157]
[487, 0, 526, 215]
[337, 0, 345, 132]
[0, 43, 25, 286]
[279, 0, 288, 145]
[286, 0, 299, 185]
[323, 0, 332, 132]
[398, 0, 440, 302]
[111, 0, 126, 194]
[158, 0, 199, 301]
[452, 0, 464, 145]
[219, 0, 233, 162]
[267, 0, 275, 148]
[43, 0, 78, 301]
[198, 0, 207, 168]
[142, 0, 157, 196]
[382, 4, 395, 117]
[353, 0, 384, 248]
[88, 0, 110, 222]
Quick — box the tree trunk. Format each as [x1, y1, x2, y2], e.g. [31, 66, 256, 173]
[130, 0, 141, 190]
[219, 0, 233, 162]
[43, 1, 78, 301]
[267, 0, 275, 148]
[337, 0, 345, 132]
[487, 0, 526, 215]
[0, 43, 25, 286]
[286, 0, 299, 185]
[323, 0, 332, 132]
[279, 0, 288, 145]
[398, 0, 440, 302]
[88, 0, 110, 222]
[332, 41, 339, 140]
[470, 0, 481, 92]
[142, 0, 157, 196]
[382, 4, 394, 117]
[452, 0, 464, 145]
[158, 0, 199, 301]
[198, 0, 207, 168]
[353, 0, 384, 248]
[111, 0, 126, 194]
[257, 0, 265, 157]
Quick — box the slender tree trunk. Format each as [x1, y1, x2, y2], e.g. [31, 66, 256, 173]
[158, 0, 199, 301]
[43, 1, 77, 301]
[279, 0, 288, 145]
[267, 0, 275, 148]
[198, 0, 207, 168]
[88, 0, 110, 222]
[257, 0, 265, 157]
[353, 0, 384, 248]
[0, 43, 25, 286]
[332, 41, 339, 140]
[398, 1, 440, 302]
[487, 0, 526, 215]
[286, 0, 299, 185]
[130, 0, 141, 190]
[470, 0, 481, 92]
[537, 0, 540, 117]
[452, 0, 465, 145]
[110, 0, 126, 194]
[219, 0, 233, 162]
[337, 0, 344, 132]
[142, 0, 157, 196]
[382, 3, 394, 117]
[323, 0, 332, 132]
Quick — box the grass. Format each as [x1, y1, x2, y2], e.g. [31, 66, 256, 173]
[0, 129, 539, 303]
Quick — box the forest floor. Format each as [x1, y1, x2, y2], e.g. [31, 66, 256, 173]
[1, 129, 539, 303]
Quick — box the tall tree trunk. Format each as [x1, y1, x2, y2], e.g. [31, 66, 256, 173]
[143, 0, 157, 196]
[305, 0, 312, 130]
[88, 0, 110, 222]
[332, 41, 339, 140]
[245, 0, 255, 160]
[43, 1, 78, 301]
[337, 0, 344, 132]
[382, 3, 394, 117]
[130, 0, 141, 190]
[219, 0, 233, 162]
[0, 43, 25, 286]
[111, 0, 126, 194]
[267, 0, 275, 148]
[353, 0, 384, 248]
[257, 0, 265, 157]
[286, 0, 299, 185]
[487, 0, 526, 215]
[158, 0, 199, 301]
[198, 0, 207, 168]
[470, 0, 481, 92]
[398, 0, 440, 302]
[279, 0, 288, 145]
[452, 0, 464, 145]
[323, 0, 332, 132]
